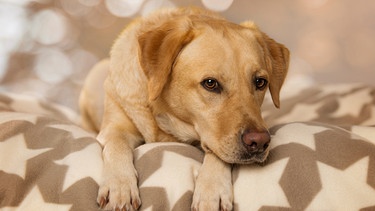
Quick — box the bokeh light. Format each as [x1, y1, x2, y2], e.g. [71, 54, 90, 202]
[0, 3, 27, 79]
[34, 48, 73, 84]
[105, 0, 144, 17]
[31, 9, 69, 45]
[201, 0, 233, 12]
[141, 0, 175, 16]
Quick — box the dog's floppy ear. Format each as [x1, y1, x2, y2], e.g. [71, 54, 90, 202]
[138, 17, 194, 101]
[241, 21, 290, 108]
[263, 33, 290, 108]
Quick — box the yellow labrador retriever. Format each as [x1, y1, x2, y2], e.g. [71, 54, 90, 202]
[80, 7, 289, 211]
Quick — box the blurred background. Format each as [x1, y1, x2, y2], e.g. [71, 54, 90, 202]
[0, 0, 374, 111]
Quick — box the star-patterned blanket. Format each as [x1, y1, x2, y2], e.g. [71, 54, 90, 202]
[0, 83, 374, 210]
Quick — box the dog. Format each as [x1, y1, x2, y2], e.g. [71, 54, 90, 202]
[79, 7, 289, 211]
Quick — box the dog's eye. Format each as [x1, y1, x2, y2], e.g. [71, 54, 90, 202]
[255, 77, 268, 90]
[201, 78, 222, 93]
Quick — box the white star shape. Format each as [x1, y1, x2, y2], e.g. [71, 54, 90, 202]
[233, 158, 290, 210]
[350, 126, 375, 145]
[330, 88, 373, 118]
[54, 143, 103, 191]
[0, 134, 52, 179]
[273, 102, 325, 124]
[9, 93, 48, 114]
[0, 112, 38, 124]
[7, 93, 78, 121]
[139, 149, 201, 207]
[48, 124, 95, 139]
[306, 157, 375, 210]
[271, 123, 329, 150]
[3, 186, 72, 210]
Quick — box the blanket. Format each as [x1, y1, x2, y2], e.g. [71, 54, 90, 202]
[0, 83, 374, 210]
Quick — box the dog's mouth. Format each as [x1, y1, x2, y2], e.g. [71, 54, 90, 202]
[202, 142, 270, 165]
[237, 149, 270, 164]
[221, 150, 270, 165]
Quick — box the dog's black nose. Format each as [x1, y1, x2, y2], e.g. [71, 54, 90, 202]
[241, 129, 270, 152]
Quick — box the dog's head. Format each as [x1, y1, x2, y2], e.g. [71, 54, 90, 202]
[139, 14, 289, 164]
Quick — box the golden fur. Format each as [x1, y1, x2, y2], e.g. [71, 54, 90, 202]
[80, 7, 289, 211]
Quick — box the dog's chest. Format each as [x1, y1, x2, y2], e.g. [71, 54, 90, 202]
[155, 113, 200, 144]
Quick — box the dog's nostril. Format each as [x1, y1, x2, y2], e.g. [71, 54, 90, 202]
[249, 141, 258, 149]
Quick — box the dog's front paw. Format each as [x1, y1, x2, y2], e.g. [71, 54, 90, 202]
[191, 154, 233, 211]
[191, 179, 233, 211]
[97, 169, 141, 210]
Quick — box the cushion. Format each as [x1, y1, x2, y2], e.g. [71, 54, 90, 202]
[0, 84, 375, 210]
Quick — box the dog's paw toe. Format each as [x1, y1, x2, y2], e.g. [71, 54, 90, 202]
[97, 177, 141, 210]
[97, 185, 110, 208]
[191, 191, 233, 211]
[97, 195, 109, 209]
[131, 197, 141, 210]
[191, 198, 233, 211]
[219, 198, 233, 211]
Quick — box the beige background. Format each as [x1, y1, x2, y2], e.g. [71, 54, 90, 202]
[0, 0, 374, 110]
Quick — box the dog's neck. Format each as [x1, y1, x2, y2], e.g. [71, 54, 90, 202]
[155, 112, 200, 144]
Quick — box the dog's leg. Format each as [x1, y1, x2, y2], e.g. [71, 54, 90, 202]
[96, 97, 143, 210]
[192, 152, 233, 211]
